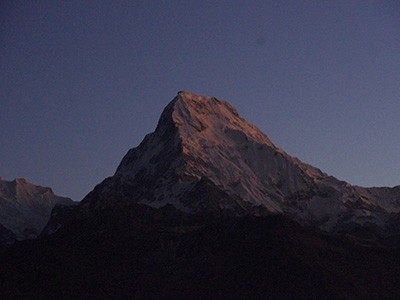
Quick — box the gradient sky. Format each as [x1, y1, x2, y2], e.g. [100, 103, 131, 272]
[1, 1, 400, 201]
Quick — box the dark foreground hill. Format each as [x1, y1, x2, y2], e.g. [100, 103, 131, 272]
[1, 203, 400, 299]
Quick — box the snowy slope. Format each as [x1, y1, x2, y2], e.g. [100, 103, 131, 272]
[81, 91, 400, 233]
[0, 177, 73, 240]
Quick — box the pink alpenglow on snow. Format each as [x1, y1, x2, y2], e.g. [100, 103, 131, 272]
[81, 91, 400, 233]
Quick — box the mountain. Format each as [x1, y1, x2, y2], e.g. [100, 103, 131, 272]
[80, 91, 400, 237]
[2, 91, 400, 298]
[0, 177, 74, 240]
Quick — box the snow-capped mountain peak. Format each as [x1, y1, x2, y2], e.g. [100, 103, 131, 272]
[172, 91, 276, 148]
[82, 91, 400, 233]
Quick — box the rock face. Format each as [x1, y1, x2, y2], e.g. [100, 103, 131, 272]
[0, 178, 74, 240]
[81, 91, 400, 234]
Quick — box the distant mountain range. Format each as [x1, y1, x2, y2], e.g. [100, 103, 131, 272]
[1, 91, 400, 298]
[0, 177, 73, 241]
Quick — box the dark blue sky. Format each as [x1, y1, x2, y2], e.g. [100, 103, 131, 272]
[1, 1, 400, 200]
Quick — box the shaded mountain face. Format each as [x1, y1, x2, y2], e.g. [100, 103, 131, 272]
[0, 178, 74, 240]
[81, 91, 400, 234]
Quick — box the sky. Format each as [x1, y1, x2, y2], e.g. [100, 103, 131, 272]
[1, 1, 400, 201]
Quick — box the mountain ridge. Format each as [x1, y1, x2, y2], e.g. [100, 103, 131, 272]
[78, 91, 400, 236]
